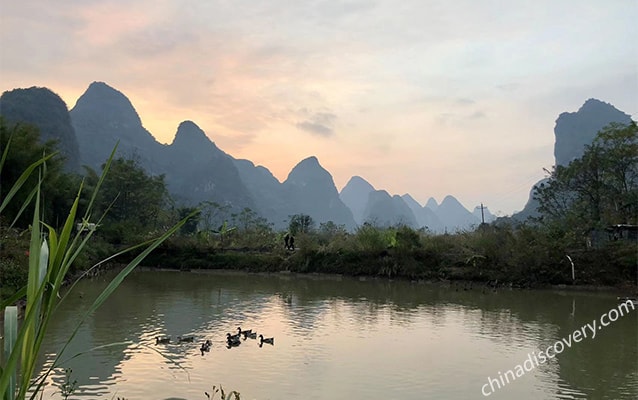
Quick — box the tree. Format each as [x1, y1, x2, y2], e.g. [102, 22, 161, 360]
[288, 214, 315, 235]
[178, 206, 201, 235]
[231, 207, 268, 232]
[88, 157, 170, 240]
[316, 221, 347, 245]
[534, 121, 637, 230]
[199, 201, 232, 233]
[596, 121, 638, 222]
[0, 118, 80, 228]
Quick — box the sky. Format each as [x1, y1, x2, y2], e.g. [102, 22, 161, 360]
[1, 0, 636, 216]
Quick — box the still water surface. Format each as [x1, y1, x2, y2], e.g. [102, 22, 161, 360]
[34, 269, 637, 399]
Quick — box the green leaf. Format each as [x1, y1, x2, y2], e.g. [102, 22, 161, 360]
[0, 153, 54, 216]
[3, 306, 18, 400]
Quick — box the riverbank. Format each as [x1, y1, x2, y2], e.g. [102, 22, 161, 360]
[137, 237, 637, 291]
[2, 223, 636, 303]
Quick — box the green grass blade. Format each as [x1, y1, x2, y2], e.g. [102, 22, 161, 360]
[3, 306, 18, 400]
[21, 176, 42, 380]
[42, 184, 81, 284]
[56, 239, 152, 308]
[9, 184, 39, 229]
[0, 278, 48, 399]
[0, 153, 53, 215]
[85, 214, 192, 326]
[0, 287, 27, 311]
[0, 134, 12, 173]
[88, 220, 187, 314]
[82, 143, 118, 218]
[38, 211, 195, 391]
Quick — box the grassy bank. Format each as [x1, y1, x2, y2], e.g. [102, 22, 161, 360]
[139, 223, 636, 289]
[3, 222, 636, 302]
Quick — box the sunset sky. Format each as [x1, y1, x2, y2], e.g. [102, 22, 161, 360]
[1, 0, 636, 215]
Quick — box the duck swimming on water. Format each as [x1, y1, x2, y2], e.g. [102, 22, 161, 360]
[238, 327, 255, 339]
[200, 340, 212, 355]
[227, 333, 241, 346]
[237, 327, 252, 336]
[178, 335, 195, 343]
[244, 331, 257, 339]
[156, 336, 171, 345]
[258, 334, 274, 345]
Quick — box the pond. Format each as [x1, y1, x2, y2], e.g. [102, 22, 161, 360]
[31, 269, 637, 399]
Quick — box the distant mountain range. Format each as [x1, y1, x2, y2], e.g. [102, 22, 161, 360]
[1, 82, 628, 232]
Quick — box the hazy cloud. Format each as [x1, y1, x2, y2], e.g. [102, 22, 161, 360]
[456, 98, 476, 106]
[437, 110, 486, 125]
[296, 112, 337, 137]
[468, 111, 486, 120]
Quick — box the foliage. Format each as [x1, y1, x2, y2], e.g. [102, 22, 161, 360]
[288, 214, 314, 235]
[178, 206, 201, 235]
[85, 157, 171, 242]
[0, 225, 29, 299]
[353, 223, 394, 253]
[198, 201, 232, 233]
[316, 221, 348, 246]
[0, 118, 81, 229]
[228, 208, 274, 249]
[535, 121, 638, 231]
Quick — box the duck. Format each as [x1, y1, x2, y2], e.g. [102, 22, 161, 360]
[237, 327, 252, 337]
[200, 340, 212, 355]
[156, 336, 171, 345]
[178, 335, 195, 343]
[237, 327, 257, 339]
[226, 333, 241, 346]
[244, 331, 257, 339]
[258, 334, 274, 345]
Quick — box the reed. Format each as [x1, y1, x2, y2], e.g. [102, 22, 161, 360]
[0, 142, 194, 400]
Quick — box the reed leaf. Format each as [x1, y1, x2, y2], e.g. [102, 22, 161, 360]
[0, 153, 53, 216]
[0, 272, 49, 399]
[0, 141, 199, 399]
[0, 287, 26, 312]
[3, 306, 18, 400]
[0, 134, 12, 173]
[36, 211, 196, 388]
[19, 172, 43, 395]
[8, 185, 38, 229]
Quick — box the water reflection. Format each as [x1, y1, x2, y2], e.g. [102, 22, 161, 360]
[28, 269, 637, 399]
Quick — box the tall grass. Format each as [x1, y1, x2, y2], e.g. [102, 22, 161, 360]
[0, 142, 194, 400]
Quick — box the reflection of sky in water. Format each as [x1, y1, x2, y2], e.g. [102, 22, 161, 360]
[31, 270, 637, 400]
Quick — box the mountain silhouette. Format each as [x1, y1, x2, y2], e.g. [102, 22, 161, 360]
[283, 156, 356, 230]
[70, 81, 164, 173]
[554, 98, 632, 166]
[435, 195, 480, 232]
[234, 158, 290, 230]
[425, 197, 439, 211]
[163, 121, 255, 208]
[0, 87, 81, 171]
[401, 194, 444, 233]
[362, 190, 418, 228]
[514, 98, 632, 220]
[9, 82, 627, 229]
[339, 176, 376, 225]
